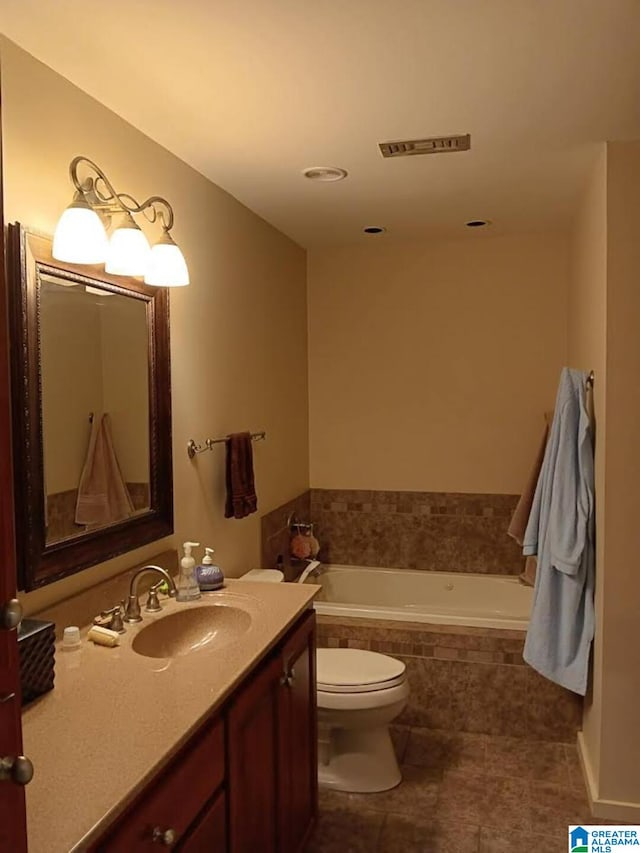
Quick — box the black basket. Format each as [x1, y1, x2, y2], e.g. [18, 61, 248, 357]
[18, 618, 55, 705]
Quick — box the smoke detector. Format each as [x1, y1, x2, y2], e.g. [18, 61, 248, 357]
[379, 134, 471, 158]
[302, 166, 348, 182]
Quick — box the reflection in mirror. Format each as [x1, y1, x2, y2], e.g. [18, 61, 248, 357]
[8, 223, 173, 590]
[40, 275, 150, 543]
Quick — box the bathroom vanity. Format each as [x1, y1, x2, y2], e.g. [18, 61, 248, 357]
[21, 579, 318, 852]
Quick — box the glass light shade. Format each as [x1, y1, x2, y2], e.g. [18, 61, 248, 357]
[105, 222, 150, 276]
[144, 239, 190, 287]
[52, 204, 109, 264]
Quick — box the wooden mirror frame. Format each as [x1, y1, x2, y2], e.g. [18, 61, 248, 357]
[7, 222, 173, 590]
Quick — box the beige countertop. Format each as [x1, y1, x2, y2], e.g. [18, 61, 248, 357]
[22, 579, 318, 853]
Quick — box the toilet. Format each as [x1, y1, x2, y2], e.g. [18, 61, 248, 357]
[316, 647, 409, 793]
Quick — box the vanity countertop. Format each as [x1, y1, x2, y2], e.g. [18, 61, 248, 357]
[21, 579, 318, 853]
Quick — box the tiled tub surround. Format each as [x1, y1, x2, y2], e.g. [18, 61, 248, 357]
[317, 616, 583, 742]
[310, 489, 524, 574]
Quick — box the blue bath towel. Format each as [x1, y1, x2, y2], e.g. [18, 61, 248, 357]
[523, 368, 595, 695]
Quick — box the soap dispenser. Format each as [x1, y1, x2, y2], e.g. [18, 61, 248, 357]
[197, 548, 225, 592]
[177, 541, 201, 601]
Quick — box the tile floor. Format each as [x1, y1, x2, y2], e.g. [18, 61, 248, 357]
[308, 726, 601, 853]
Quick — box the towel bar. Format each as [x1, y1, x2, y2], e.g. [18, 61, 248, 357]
[187, 431, 266, 460]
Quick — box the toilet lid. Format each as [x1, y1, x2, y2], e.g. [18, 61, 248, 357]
[316, 648, 406, 694]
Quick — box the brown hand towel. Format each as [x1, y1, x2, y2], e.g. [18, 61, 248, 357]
[224, 432, 258, 519]
[508, 412, 553, 587]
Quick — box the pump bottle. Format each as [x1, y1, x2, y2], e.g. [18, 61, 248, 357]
[196, 547, 225, 591]
[177, 541, 201, 601]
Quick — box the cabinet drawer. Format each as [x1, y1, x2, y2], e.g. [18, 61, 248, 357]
[178, 790, 226, 852]
[97, 717, 225, 851]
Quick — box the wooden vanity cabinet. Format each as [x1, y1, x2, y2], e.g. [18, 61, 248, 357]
[94, 719, 226, 852]
[92, 608, 316, 853]
[228, 609, 317, 853]
[227, 654, 282, 851]
[276, 610, 317, 853]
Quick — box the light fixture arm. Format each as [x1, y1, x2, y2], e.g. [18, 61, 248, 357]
[69, 156, 175, 232]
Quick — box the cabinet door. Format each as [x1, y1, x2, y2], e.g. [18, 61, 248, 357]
[0, 117, 28, 853]
[278, 610, 317, 853]
[227, 654, 282, 853]
[178, 792, 226, 852]
[95, 719, 225, 852]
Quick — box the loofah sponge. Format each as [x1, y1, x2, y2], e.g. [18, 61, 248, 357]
[291, 532, 312, 560]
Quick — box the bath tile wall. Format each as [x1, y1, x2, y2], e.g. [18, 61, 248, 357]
[261, 490, 311, 579]
[310, 489, 523, 574]
[317, 616, 583, 742]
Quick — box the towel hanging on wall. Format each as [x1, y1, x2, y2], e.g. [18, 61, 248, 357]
[224, 432, 258, 520]
[508, 411, 553, 587]
[522, 368, 595, 695]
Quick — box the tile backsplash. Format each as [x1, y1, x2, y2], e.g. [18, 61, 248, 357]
[309, 489, 523, 575]
[260, 490, 311, 579]
[261, 489, 524, 576]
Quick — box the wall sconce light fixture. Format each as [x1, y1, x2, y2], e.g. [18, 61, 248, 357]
[52, 156, 190, 287]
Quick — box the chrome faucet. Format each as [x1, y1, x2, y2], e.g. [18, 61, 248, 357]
[297, 559, 323, 584]
[124, 565, 177, 623]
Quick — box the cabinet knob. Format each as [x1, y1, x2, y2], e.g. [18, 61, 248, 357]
[0, 755, 34, 786]
[0, 598, 23, 630]
[280, 667, 296, 688]
[152, 826, 176, 846]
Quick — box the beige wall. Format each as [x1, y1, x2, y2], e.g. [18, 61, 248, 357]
[599, 140, 640, 806]
[1, 39, 309, 613]
[571, 142, 640, 813]
[308, 234, 569, 494]
[568, 148, 607, 793]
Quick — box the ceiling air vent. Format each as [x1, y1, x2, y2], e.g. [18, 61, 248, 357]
[379, 134, 471, 158]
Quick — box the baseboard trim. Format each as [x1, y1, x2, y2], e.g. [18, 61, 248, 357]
[577, 731, 640, 822]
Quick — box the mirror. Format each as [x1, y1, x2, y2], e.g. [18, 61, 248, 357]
[8, 223, 173, 590]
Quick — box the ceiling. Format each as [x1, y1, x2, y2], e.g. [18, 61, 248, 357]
[2, 0, 640, 248]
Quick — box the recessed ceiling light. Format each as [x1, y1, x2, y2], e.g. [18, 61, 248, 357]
[363, 226, 386, 234]
[302, 166, 348, 182]
[465, 219, 491, 228]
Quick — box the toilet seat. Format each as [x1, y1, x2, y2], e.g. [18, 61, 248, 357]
[316, 648, 406, 694]
[317, 680, 409, 711]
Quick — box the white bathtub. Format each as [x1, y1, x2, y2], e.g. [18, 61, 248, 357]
[310, 564, 532, 631]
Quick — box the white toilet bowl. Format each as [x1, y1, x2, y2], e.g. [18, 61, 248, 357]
[316, 648, 409, 793]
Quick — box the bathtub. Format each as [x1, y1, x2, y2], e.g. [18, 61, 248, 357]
[310, 564, 532, 631]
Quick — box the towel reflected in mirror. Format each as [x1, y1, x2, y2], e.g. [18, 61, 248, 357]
[75, 412, 135, 527]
